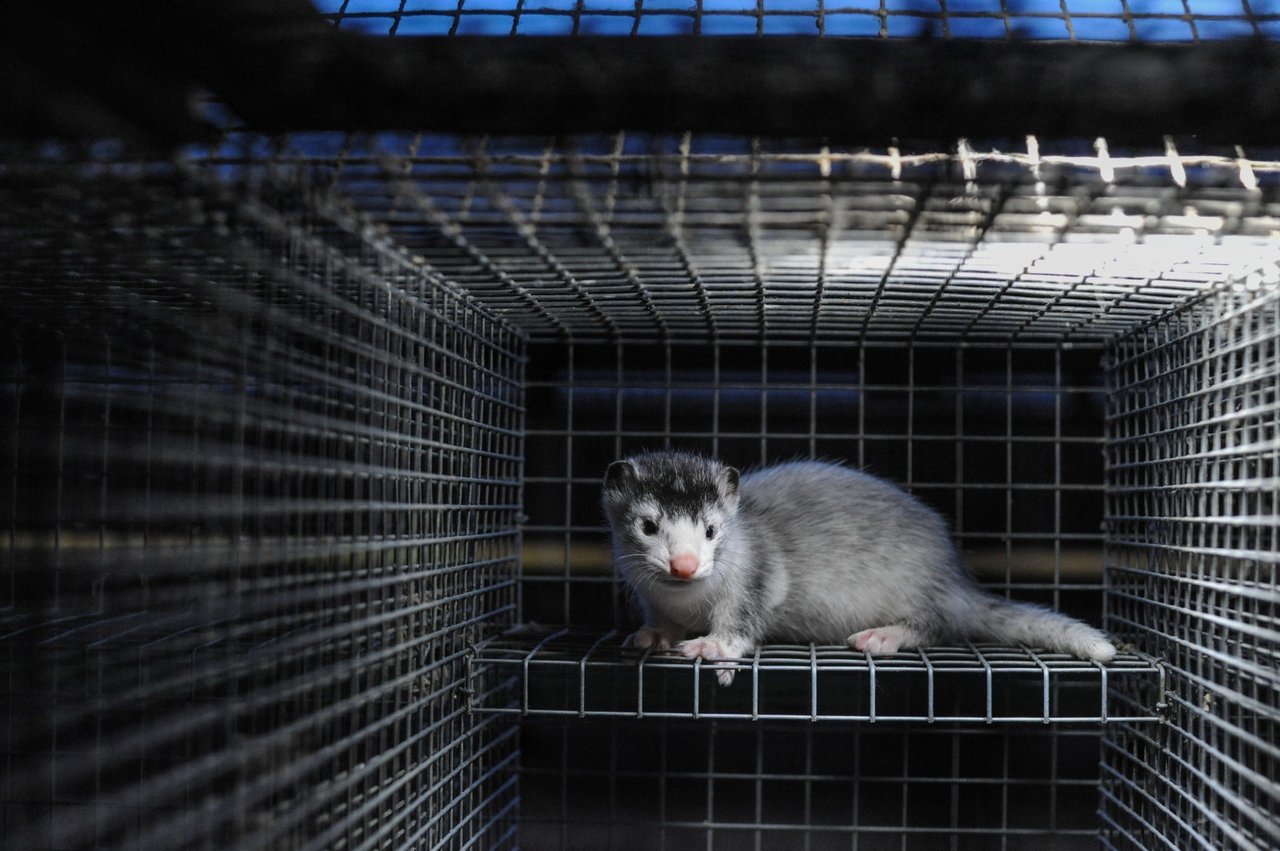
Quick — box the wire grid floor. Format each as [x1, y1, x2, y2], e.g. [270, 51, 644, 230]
[0, 169, 525, 850]
[316, 0, 1280, 41]
[468, 628, 1164, 722]
[1102, 281, 1280, 851]
[191, 132, 1280, 344]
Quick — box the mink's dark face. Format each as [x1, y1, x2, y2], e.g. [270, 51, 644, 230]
[602, 452, 739, 583]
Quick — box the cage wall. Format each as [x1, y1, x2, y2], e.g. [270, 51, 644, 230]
[0, 170, 526, 849]
[3, 125, 1278, 848]
[307, 128, 1269, 845]
[1103, 282, 1280, 851]
[406, 134, 1274, 847]
[520, 719, 1107, 851]
[511, 338, 1117, 848]
[522, 339, 1109, 631]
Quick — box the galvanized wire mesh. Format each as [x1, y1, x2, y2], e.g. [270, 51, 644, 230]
[1102, 281, 1280, 850]
[507, 335, 1146, 843]
[521, 339, 1112, 628]
[0, 167, 525, 850]
[472, 628, 1161, 722]
[216, 132, 1280, 343]
[519, 718, 1111, 850]
[5, 125, 1276, 850]
[316, 0, 1280, 41]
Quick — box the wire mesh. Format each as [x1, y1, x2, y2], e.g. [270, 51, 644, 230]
[469, 628, 1162, 722]
[1102, 280, 1280, 850]
[315, 0, 1280, 41]
[521, 339, 1112, 627]
[3, 123, 1275, 850]
[205, 132, 1280, 343]
[518, 718, 1112, 850]
[0, 166, 526, 850]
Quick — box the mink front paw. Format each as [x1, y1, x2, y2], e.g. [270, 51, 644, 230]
[677, 636, 744, 687]
[624, 626, 673, 651]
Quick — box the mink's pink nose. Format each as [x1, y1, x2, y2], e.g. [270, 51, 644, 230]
[669, 554, 700, 579]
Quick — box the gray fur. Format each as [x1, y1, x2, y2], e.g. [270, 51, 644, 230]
[602, 451, 1116, 684]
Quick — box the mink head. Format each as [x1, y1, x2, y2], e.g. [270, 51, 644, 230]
[601, 451, 740, 583]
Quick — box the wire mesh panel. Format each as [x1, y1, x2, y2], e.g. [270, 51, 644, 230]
[172, 131, 1275, 847]
[0, 165, 525, 850]
[502, 334, 1153, 842]
[519, 718, 1111, 851]
[237, 132, 1280, 343]
[471, 628, 1161, 722]
[1102, 280, 1280, 850]
[6, 0, 1280, 838]
[315, 0, 1280, 41]
[521, 339, 1112, 628]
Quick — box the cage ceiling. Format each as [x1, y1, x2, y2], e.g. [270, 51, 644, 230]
[182, 132, 1280, 344]
[6, 3, 1280, 347]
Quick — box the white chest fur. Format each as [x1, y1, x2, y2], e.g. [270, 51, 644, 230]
[645, 574, 723, 632]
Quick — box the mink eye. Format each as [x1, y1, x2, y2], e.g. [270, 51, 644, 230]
[705, 525, 716, 540]
[641, 519, 659, 536]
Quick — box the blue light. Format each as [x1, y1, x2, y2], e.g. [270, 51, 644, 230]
[584, 0, 643, 10]
[1184, 0, 1247, 13]
[1070, 17, 1132, 39]
[1132, 17, 1196, 39]
[699, 14, 764, 31]
[763, 14, 821, 31]
[1195, 18, 1260, 37]
[515, 13, 580, 32]
[642, 0, 697, 11]
[454, 13, 517, 31]
[636, 14, 699, 31]
[702, 0, 761, 10]
[578, 14, 642, 31]
[942, 0, 1005, 12]
[395, 14, 457, 32]
[822, 13, 883, 34]
[309, 0, 1280, 38]
[1010, 16, 1073, 37]
[945, 17, 1008, 35]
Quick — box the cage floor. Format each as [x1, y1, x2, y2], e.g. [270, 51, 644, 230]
[469, 628, 1163, 723]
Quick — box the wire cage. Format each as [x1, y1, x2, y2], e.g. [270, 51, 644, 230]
[2, 3, 1279, 850]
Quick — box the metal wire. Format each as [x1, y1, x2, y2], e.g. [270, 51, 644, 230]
[5, 129, 1276, 850]
[504, 316, 1154, 845]
[197, 132, 1280, 343]
[520, 339, 1112, 627]
[316, 0, 1280, 41]
[470, 628, 1162, 722]
[1102, 281, 1280, 851]
[0, 168, 526, 850]
[518, 718, 1113, 850]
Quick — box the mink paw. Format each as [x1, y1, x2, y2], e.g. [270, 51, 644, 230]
[678, 636, 742, 686]
[624, 626, 673, 650]
[848, 626, 910, 655]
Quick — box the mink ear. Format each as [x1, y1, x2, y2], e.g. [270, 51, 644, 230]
[605, 460, 638, 489]
[717, 467, 740, 498]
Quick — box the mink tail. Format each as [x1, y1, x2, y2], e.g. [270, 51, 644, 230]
[969, 594, 1116, 662]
